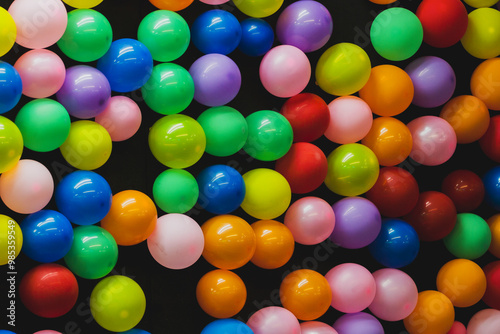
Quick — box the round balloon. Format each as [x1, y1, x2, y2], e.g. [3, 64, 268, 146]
[461, 8, 500, 59]
[480, 115, 500, 162]
[443, 213, 491, 259]
[239, 18, 274, 57]
[251, 220, 295, 269]
[152, 169, 199, 214]
[191, 9, 241, 55]
[448, 321, 467, 334]
[201, 319, 253, 334]
[0, 8, 16, 57]
[404, 290, 455, 334]
[95, 96, 142, 142]
[0, 116, 23, 173]
[0, 215, 22, 266]
[300, 322, 337, 334]
[333, 312, 384, 334]
[247, 306, 300, 334]
[467, 309, 500, 334]
[482, 261, 500, 309]
[149, 0, 193, 11]
[233, 0, 284, 18]
[482, 166, 500, 210]
[471, 58, 500, 110]
[442, 169, 485, 212]
[0, 61, 22, 114]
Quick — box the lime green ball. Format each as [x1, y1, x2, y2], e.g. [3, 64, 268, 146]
[197, 106, 248, 157]
[15, 98, 70, 152]
[152, 169, 199, 213]
[0, 115, 23, 173]
[444, 213, 492, 259]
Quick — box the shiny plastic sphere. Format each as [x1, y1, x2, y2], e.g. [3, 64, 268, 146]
[404, 290, 455, 334]
[444, 213, 491, 259]
[191, 9, 241, 55]
[0, 61, 22, 114]
[471, 58, 500, 111]
[0, 215, 22, 266]
[250, 220, 295, 269]
[0, 116, 23, 173]
[442, 169, 485, 212]
[152, 169, 199, 214]
[482, 261, 500, 309]
[239, 18, 274, 57]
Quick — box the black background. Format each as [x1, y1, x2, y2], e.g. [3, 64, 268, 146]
[2, 0, 500, 333]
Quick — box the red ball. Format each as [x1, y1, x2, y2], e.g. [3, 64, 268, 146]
[280, 93, 330, 142]
[20, 263, 79, 318]
[480, 115, 500, 163]
[441, 169, 485, 212]
[275, 142, 328, 194]
[416, 0, 468, 48]
[365, 167, 419, 218]
[448, 321, 467, 334]
[482, 261, 500, 310]
[403, 191, 457, 242]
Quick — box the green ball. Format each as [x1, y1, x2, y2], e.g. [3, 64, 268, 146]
[243, 110, 293, 161]
[444, 213, 492, 259]
[15, 98, 71, 152]
[138, 10, 190, 63]
[0, 115, 23, 173]
[57, 9, 113, 62]
[152, 169, 199, 214]
[64, 225, 118, 279]
[197, 106, 248, 157]
[370, 8, 423, 61]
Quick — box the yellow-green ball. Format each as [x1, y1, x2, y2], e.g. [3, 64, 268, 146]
[0, 215, 22, 266]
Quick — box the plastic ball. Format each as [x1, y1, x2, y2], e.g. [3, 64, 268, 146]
[468, 309, 500, 334]
[0, 215, 22, 266]
[201, 215, 256, 269]
[333, 312, 384, 334]
[461, 8, 500, 59]
[15, 98, 71, 152]
[0, 159, 53, 214]
[90, 275, 146, 332]
[196, 269, 247, 318]
[260, 45, 311, 98]
[233, 0, 284, 18]
[324, 96, 373, 144]
[192, 9, 241, 55]
[200, 0, 230, 4]
[149, 0, 193, 11]
[482, 261, 500, 309]
[247, 306, 300, 334]
[444, 213, 491, 259]
[33, 331, 62, 334]
[480, 116, 500, 162]
[0, 8, 16, 57]
[250, 219, 295, 269]
[241, 168, 292, 220]
[152, 169, 199, 214]
[488, 214, 500, 258]
[64, 225, 118, 279]
[329, 197, 381, 249]
[279, 93, 330, 143]
[325, 263, 376, 314]
[441, 169, 485, 212]
[369, 219, 420, 268]
[471, 58, 500, 111]
[404, 290, 455, 334]
[0, 116, 23, 173]
[315, 43, 371, 96]
[300, 322, 338, 334]
[324, 143, 379, 197]
[95, 96, 142, 142]
[57, 9, 112, 62]
[20, 263, 78, 318]
[280, 269, 332, 321]
[238, 18, 274, 57]
[148, 114, 206, 169]
[483, 166, 500, 210]
[63, 0, 103, 8]
[138, 10, 190, 62]
[370, 8, 423, 61]
[201, 319, 253, 334]
[0, 61, 22, 114]
[142, 63, 194, 115]
[448, 321, 467, 334]
[119, 330, 151, 334]
[148, 214, 204, 270]
[369, 0, 397, 3]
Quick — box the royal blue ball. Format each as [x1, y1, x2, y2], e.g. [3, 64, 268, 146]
[239, 18, 275, 57]
[118, 329, 151, 334]
[483, 166, 500, 211]
[201, 319, 254, 334]
[0, 61, 22, 114]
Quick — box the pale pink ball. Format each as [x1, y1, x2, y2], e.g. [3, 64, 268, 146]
[247, 306, 301, 334]
[300, 321, 338, 334]
[95, 96, 142, 142]
[467, 309, 500, 334]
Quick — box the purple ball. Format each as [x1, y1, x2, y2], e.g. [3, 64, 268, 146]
[276, 0, 333, 53]
[189, 54, 241, 107]
[329, 197, 381, 249]
[333, 312, 384, 334]
[405, 56, 456, 108]
[56, 65, 111, 119]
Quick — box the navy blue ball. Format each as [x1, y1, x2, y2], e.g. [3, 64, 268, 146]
[239, 18, 275, 57]
[483, 166, 500, 210]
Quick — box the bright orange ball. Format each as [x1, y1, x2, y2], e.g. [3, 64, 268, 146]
[201, 215, 256, 270]
[100, 190, 157, 246]
[196, 269, 247, 318]
[279, 269, 332, 321]
[488, 214, 500, 258]
[362, 116, 413, 166]
[148, 0, 193, 11]
[404, 290, 455, 334]
[440, 95, 490, 144]
[471, 58, 500, 110]
[250, 220, 295, 269]
[359, 64, 414, 117]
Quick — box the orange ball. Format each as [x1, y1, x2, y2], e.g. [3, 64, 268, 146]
[101, 190, 157, 246]
[279, 269, 332, 321]
[196, 269, 247, 318]
[359, 64, 414, 117]
[404, 290, 455, 334]
[440, 95, 490, 144]
[361, 116, 413, 166]
[148, 0, 193, 11]
[250, 220, 295, 269]
[201, 215, 256, 270]
[488, 214, 500, 258]
[436, 259, 486, 307]
[471, 58, 500, 110]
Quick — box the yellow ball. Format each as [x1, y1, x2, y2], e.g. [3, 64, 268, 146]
[63, 0, 103, 8]
[0, 7, 16, 57]
[464, 0, 499, 8]
[234, 0, 284, 18]
[461, 8, 500, 59]
[241, 168, 291, 220]
[0, 215, 22, 266]
[60, 120, 112, 170]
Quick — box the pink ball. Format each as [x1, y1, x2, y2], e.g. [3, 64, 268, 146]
[407, 115, 457, 166]
[14, 49, 66, 98]
[467, 309, 500, 334]
[247, 306, 301, 334]
[34, 331, 62, 334]
[448, 321, 467, 334]
[200, 0, 229, 4]
[325, 263, 376, 313]
[260, 45, 311, 98]
[284, 196, 335, 245]
[0, 159, 54, 214]
[324, 96, 373, 144]
[95, 96, 142, 142]
[300, 321, 338, 334]
[147, 214, 204, 270]
[368, 268, 418, 321]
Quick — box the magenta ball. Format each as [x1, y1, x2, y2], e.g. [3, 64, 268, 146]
[33, 331, 62, 334]
[247, 306, 301, 334]
[333, 312, 384, 334]
[95, 96, 142, 142]
[300, 321, 338, 334]
[467, 309, 500, 334]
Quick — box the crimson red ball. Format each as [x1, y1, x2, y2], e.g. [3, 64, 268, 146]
[480, 115, 500, 163]
[416, 0, 468, 48]
[365, 167, 419, 218]
[280, 93, 330, 142]
[20, 263, 79, 318]
[275, 142, 328, 194]
[482, 261, 500, 310]
[403, 191, 457, 242]
[441, 169, 485, 212]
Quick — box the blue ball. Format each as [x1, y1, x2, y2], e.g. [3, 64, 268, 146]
[191, 9, 242, 55]
[21, 210, 74, 263]
[197, 164, 245, 214]
[55, 170, 112, 225]
[483, 166, 500, 210]
[369, 218, 420, 268]
[0, 61, 22, 114]
[239, 18, 275, 57]
[0, 330, 17, 334]
[97, 38, 153, 92]
[118, 329, 151, 334]
[201, 319, 254, 334]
